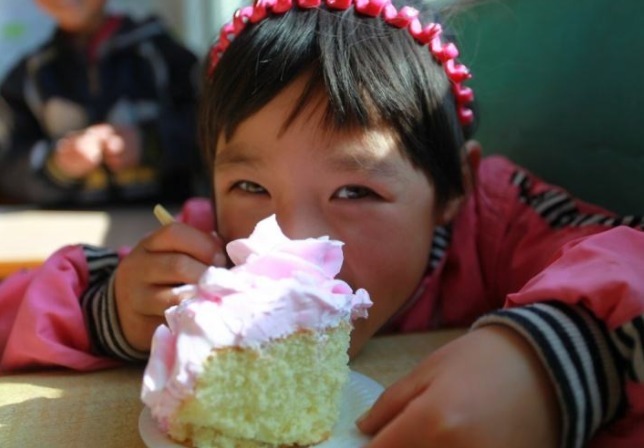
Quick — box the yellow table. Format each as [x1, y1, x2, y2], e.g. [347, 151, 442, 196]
[0, 330, 464, 448]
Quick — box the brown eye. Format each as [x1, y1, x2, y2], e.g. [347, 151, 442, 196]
[233, 180, 267, 194]
[334, 185, 378, 200]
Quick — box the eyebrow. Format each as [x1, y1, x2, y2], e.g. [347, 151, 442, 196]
[214, 143, 263, 169]
[326, 152, 405, 180]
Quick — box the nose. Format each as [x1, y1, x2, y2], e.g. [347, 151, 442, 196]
[274, 204, 329, 240]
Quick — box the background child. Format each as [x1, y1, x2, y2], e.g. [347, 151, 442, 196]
[1, 1, 643, 447]
[0, 0, 203, 206]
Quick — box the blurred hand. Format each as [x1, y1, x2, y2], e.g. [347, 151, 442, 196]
[102, 124, 142, 172]
[51, 124, 143, 178]
[357, 325, 561, 448]
[52, 125, 108, 178]
[113, 222, 227, 351]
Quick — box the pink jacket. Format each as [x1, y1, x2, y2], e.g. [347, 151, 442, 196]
[387, 157, 644, 448]
[1, 156, 642, 447]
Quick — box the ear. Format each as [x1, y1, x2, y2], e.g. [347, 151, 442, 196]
[437, 139, 483, 224]
[462, 139, 482, 193]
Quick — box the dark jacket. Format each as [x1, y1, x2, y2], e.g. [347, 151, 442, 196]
[0, 15, 203, 205]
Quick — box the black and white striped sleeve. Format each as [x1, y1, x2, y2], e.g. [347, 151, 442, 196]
[473, 301, 627, 448]
[79, 245, 148, 362]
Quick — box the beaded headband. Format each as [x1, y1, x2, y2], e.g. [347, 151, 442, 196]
[209, 0, 474, 126]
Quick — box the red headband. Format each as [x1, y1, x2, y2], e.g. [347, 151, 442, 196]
[209, 0, 474, 126]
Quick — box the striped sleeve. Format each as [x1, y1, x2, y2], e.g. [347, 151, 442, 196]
[610, 317, 644, 383]
[80, 245, 148, 362]
[510, 169, 643, 231]
[473, 302, 627, 448]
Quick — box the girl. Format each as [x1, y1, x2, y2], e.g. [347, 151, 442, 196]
[2, 1, 643, 447]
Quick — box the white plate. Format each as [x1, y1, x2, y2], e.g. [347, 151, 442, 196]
[139, 370, 384, 447]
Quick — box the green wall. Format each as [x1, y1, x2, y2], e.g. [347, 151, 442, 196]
[450, 0, 643, 215]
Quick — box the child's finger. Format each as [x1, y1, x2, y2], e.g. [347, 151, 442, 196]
[138, 252, 210, 287]
[137, 285, 191, 317]
[356, 369, 429, 435]
[142, 222, 226, 267]
[364, 396, 431, 448]
[87, 123, 115, 138]
[103, 134, 124, 155]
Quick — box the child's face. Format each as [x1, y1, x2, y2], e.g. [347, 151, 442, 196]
[213, 76, 448, 352]
[36, 0, 106, 33]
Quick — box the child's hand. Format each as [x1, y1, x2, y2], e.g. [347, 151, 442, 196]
[102, 124, 142, 172]
[52, 125, 107, 178]
[357, 326, 561, 448]
[113, 223, 227, 352]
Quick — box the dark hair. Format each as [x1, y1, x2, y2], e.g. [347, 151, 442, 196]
[200, 0, 477, 207]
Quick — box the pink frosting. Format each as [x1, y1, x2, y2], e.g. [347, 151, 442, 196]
[141, 215, 372, 428]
